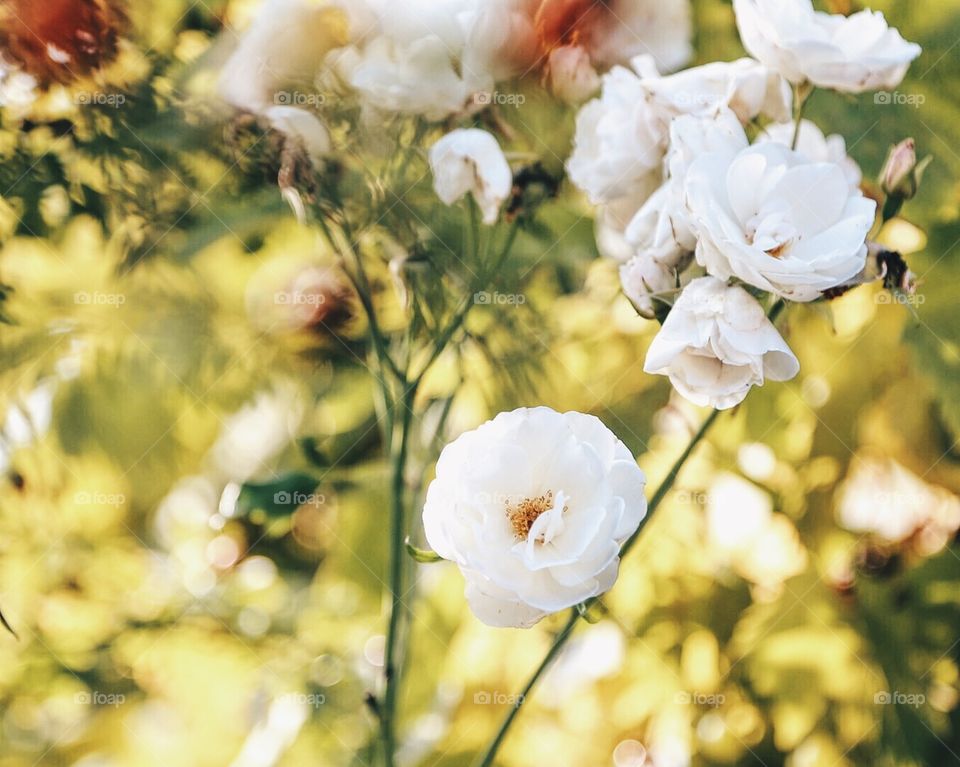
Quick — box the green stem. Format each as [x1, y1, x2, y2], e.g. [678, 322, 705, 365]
[415, 216, 521, 381]
[791, 83, 814, 151]
[381, 379, 418, 767]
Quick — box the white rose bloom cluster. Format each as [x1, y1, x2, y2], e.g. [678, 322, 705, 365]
[422, 407, 647, 628]
[568, 0, 919, 409]
[217, 0, 694, 224]
[567, 55, 790, 207]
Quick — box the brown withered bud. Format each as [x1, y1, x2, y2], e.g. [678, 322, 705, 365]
[821, 244, 917, 301]
[0, 0, 127, 84]
[504, 163, 561, 219]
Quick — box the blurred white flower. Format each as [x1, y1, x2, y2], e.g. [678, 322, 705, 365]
[706, 473, 772, 553]
[0, 56, 37, 114]
[706, 473, 806, 596]
[733, 0, 920, 93]
[429, 129, 513, 225]
[210, 385, 304, 483]
[335, 34, 478, 120]
[644, 277, 799, 410]
[546, 44, 601, 104]
[218, 0, 354, 113]
[567, 56, 789, 206]
[422, 407, 647, 627]
[263, 106, 331, 164]
[331, 0, 531, 119]
[685, 141, 876, 301]
[577, 0, 692, 74]
[475, 0, 692, 103]
[758, 119, 862, 188]
[838, 456, 960, 552]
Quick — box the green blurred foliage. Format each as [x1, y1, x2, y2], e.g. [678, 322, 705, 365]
[0, 1, 959, 766]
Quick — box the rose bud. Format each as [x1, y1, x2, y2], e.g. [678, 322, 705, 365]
[881, 139, 918, 198]
[880, 139, 931, 220]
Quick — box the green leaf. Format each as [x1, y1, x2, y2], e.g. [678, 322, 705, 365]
[0, 606, 17, 639]
[236, 472, 323, 519]
[404, 538, 443, 564]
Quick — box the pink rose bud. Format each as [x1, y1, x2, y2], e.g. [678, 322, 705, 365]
[547, 45, 600, 104]
[881, 139, 919, 198]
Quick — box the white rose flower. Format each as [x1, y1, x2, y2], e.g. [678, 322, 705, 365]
[576, 0, 693, 74]
[331, 0, 534, 120]
[218, 0, 355, 113]
[625, 108, 748, 266]
[567, 56, 790, 205]
[642, 57, 791, 123]
[337, 34, 479, 120]
[429, 129, 513, 225]
[644, 277, 799, 409]
[422, 407, 647, 628]
[733, 0, 920, 93]
[758, 119, 862, 188]
[685, 141, 876, 301]
[566, 56, 664, 205]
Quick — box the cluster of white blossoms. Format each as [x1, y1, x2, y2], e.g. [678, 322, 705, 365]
[218, 0, 693, 169]
[215, 0, 924, 631]
[568, 0, 920, 411]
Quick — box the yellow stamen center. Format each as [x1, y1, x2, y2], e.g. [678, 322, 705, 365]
[506, 491, 565, 541]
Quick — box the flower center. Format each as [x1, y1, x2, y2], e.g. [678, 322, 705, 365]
[745, 208, 798, 259]
[506, 491, 566, 541]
